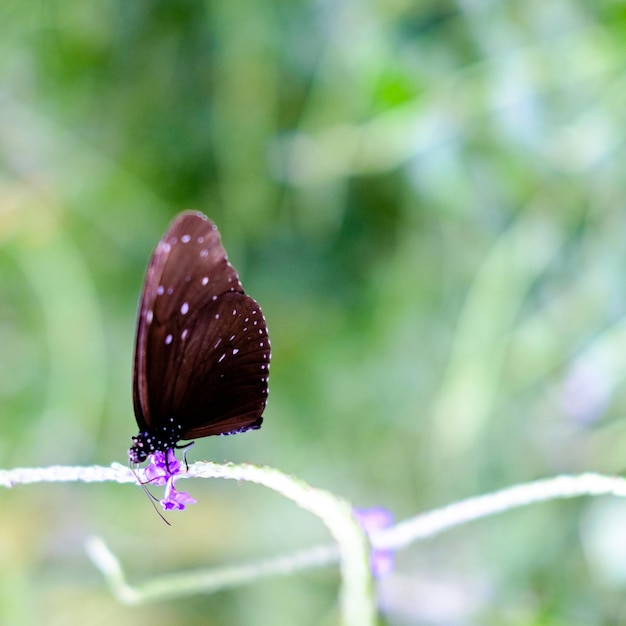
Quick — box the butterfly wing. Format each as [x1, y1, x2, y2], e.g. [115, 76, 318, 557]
[132, 211, 270, 438]
[164, 291, 269, 437]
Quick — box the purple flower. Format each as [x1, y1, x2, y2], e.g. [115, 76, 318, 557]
[161, 479, 197, 510]
[353, 507, 394, 578]
[142, 449, 196, 511]
[143, 449, 181, 485]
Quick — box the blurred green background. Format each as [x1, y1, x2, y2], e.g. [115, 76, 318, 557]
[2, 1, 626, 624]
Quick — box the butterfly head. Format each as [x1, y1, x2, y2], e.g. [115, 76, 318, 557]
[128, 418, 183, 464]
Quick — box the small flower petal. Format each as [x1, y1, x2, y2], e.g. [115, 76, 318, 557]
[160, 479, 196, 511]
[354, 506, 395, 578]
[354, 506, 393, 532]
[143, 449, 182, 485]
[153, 449, 181, 474]
[143, 461, 168, 485]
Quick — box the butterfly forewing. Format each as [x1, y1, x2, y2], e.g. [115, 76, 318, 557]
[132, 211, 269, 441]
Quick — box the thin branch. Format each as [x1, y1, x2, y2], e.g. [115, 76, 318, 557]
[188, 462, 375, 626]
[4, 464, 626, 621]
[372, 472, 626, 550]
[0, 461, 375, 626]
[85, 536, 338, 603]
[0, 463, 135, 487]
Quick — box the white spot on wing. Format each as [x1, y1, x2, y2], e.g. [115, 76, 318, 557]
[233, 348, 239, 355]
[201, 277, 209, 286]
[218, 353, 226, 363]
[181, 329, 189, 340]
[200, 249, 209, 257]
[181, 302, 189, 315]
[232, 309, 237, 316]
[165, 334, 173, 345]
[215, 313, 220, 319]
[181, 234, 191, 243]
[157, 285, 164, 296]
[167, 287, 174, 295]
[146, 310, 154, 324]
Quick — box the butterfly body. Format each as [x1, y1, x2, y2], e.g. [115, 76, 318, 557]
[129, 211, 270, 464]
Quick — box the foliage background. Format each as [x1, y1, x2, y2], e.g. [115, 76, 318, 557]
[2, 1, 626, 624]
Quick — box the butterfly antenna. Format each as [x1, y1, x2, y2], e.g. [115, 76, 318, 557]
[130, 464, 171, 526]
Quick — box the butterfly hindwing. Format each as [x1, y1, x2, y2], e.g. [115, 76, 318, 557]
[168, 292, 269, 437]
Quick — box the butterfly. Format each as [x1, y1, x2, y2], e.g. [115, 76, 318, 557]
[129, 211, 270, 471]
